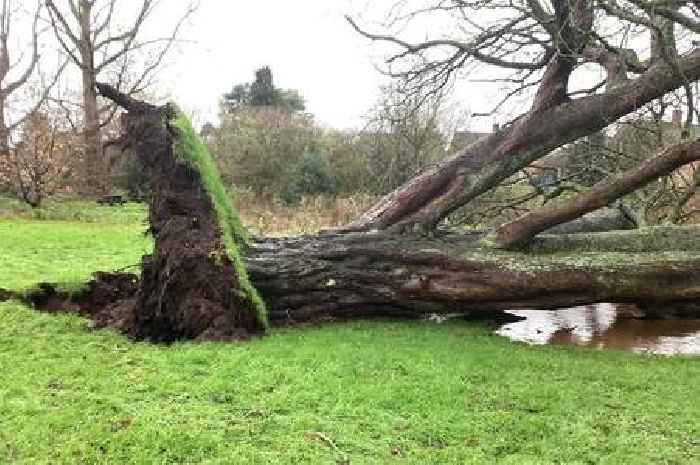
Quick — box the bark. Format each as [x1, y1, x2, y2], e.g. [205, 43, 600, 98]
[0, 100, 8, 155]
[346, 51, 700, 233]
[81, 65, 104, 193]
[542, 207, 635, 235]
[493, 138, 700, 249]
[20, 228, 700, 328]
[78, 1, 105, 195]
[246, 230, 700, 322]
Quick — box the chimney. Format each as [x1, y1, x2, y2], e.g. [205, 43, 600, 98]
[672, 108, 683, 127]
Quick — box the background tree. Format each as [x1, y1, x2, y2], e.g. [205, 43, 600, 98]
[281, 151, 338, 205]
[213, 68, 315, 196]
[213, 73, 464, 203]
[0, 0, 63, 155]
[363, 85, 460, 194]
[211, 106, 319, 196]
[222, 66, 305, 114]
[45, 0, 195, 194]
[0, 109, 80, 207]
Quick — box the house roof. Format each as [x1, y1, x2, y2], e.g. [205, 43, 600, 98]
[449, 130, 491, 153]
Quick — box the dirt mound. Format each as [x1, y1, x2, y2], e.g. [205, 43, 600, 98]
[79, 272, 139, 333]
[22, 272, 136, 320]
[121, 106, 263, 342]
[0, 288, 16, 302]
[24, 265, 259, 342]
[35, 83, 270, 343]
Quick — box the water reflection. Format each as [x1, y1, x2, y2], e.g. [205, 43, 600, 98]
[496, 303, 700, 356]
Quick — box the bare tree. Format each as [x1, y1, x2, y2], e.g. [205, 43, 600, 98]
[345, 1, 700, 247]
[0, 109, 80, 207]
[494, 136, 700, 249]
[0, 0, 52, 154]
[359, 84, 462, 194]
[45, 0, 195, 193]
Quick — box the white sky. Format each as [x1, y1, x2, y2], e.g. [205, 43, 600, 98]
[8, 0, 615, 133]
[152, 0, 389, 129]
[3, 0, 510, 133]
[148, 1, 529, 132]
[10, 1, 668, 132]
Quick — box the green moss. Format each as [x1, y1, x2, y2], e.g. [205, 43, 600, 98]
[528, 225, 700, 254]
[169, 110, 268, 329]
[460, 247, 700, 273]
[457, 226, 700, 272]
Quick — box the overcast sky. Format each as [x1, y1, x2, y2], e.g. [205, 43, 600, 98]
[6, 1, 685, 133]
[3, 1, 545, 132]
[141, 0, 529, 132]
[150, 1, 390, 129]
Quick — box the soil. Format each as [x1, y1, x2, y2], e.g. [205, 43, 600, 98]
[0, 288, 16, 302]
[39, 86, 267, 344]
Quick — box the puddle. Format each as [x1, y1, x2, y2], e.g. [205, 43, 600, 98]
[496, 303, 700, 356]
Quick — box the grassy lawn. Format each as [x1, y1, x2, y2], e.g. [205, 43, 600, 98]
[1, 203, 699, 464]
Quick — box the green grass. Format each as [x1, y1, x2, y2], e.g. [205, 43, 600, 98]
[1, 208, 699, 464]
[0, 196, 147, 224]
[0, 219, 150, 291]
[170, 110, 267, 328]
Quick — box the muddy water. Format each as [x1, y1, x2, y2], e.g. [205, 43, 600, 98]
[496, 303, 700, 356]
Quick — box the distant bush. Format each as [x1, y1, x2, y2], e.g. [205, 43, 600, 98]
[282, 152, 337, 205]
[210, 107, 320, 195]
[111, 148, 150, 201]
[0, 112, 81, 207]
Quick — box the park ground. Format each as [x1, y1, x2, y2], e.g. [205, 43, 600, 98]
[0, 199, 699, 464]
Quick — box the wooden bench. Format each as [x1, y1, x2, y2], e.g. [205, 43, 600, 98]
[97, 195, 127, 206]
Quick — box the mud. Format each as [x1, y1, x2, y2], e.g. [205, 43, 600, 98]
[0, 288, 16, 302]
[20, 274, 136, 329]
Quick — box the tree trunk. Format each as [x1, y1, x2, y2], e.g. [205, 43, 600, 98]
[493, 138, 700, 249]
[81, 68, 104, 194]
[346, 51, 700, 232]
[244, 230, 700, 323]
[79, 1, 104, 195]
[0, 98, 8, 155]
[20, 227, 700, 331]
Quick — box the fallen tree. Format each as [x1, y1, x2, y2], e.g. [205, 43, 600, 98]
[344, 1, 700, 234]
[247, 230, 700, 322]
[18, 0, 700, 341]
[16, 225, 700, 333]
[8, 84, 700, 342]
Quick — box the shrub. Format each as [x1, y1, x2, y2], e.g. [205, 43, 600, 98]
[282, 152, 337, 205]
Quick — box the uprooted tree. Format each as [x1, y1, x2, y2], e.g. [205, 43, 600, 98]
[18, 1, 700, 341]
[344, 0, 700, 241]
